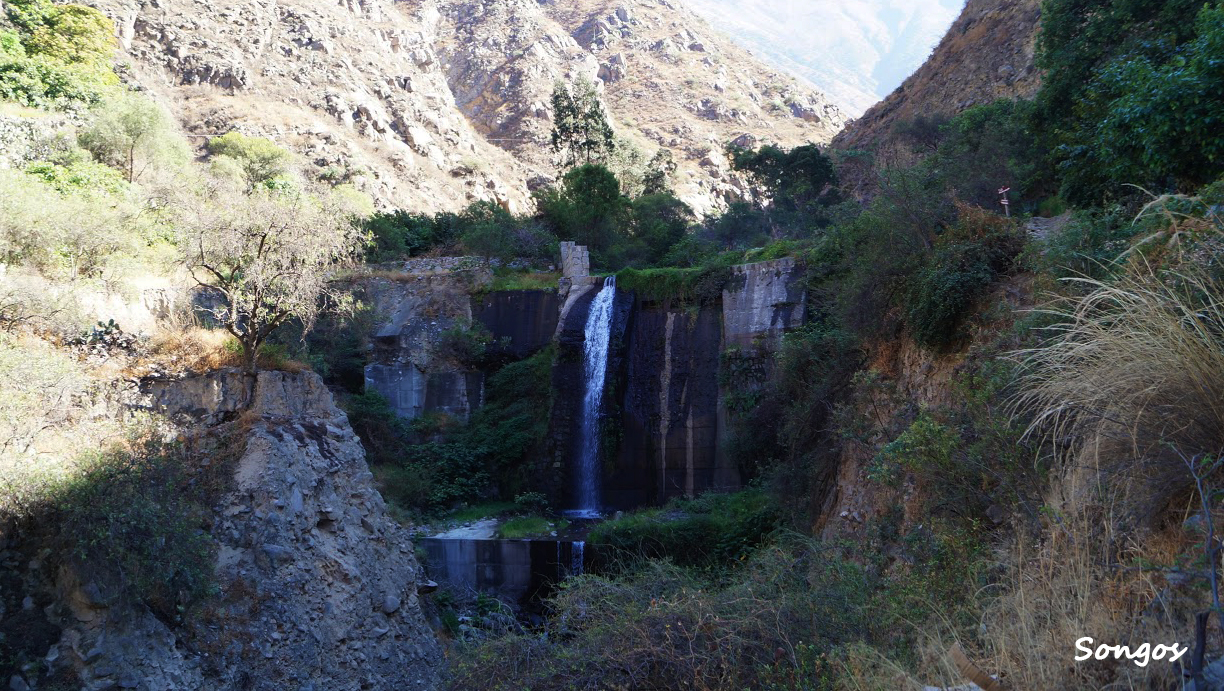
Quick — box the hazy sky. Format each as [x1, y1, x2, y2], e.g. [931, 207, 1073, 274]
[685, 0, 966, 115]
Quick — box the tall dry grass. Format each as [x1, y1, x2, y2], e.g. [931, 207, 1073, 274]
[984, 266, 1224, 689]
[980, 512, 1201, 690]
[1012, 268, 1224, 526]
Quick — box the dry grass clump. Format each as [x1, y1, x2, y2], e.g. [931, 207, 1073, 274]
[980, 512, 1203, 690]
[1012, 268, 1224, 525]
[132, 327, 308, 376]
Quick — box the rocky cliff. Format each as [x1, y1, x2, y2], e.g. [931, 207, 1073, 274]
[88, 0, 846, 215]
[46, 370, 442, 690]
[548, 257, 808, 511]
[833, 0, 1042, 153]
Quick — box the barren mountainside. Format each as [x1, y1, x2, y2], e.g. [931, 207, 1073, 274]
[683, 0, 964, 117]
[834, 0, 1041, 152]
[89, 0, 847, 215]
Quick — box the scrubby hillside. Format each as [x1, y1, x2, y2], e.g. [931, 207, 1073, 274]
[83, 0, 845, 215]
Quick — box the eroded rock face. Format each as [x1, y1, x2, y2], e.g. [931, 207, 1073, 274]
[88, 0, 846, 215]
[721, 257, 807, 349]
[49, 370, 443, 690]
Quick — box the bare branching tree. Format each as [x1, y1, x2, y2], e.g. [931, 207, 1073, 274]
[177, 177, 368, 372]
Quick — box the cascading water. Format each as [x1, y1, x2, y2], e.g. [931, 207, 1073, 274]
[567, 276, 616, 518]
[571, 541, 585, 576]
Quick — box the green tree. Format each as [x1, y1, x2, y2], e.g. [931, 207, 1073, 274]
[0, 0, 118, 107]
[630, 193, 692, 264]
[642, 149, 677, 195]
[1033, 0, 1217, 202]
[535, 164, 629, 260]
[79, 91, 188, 183]
[1089, 4, 1224, 191]
[550, 78, 615, 168]
[206, 132, 293, 189]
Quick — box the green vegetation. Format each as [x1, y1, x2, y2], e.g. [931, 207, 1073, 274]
[0, 0, 118, 108]
[495, 516, 568, 539]
[205, 131, 293, 189]
[452, 535, 864, 691]
[79, 91, 188, 183]
[344, 346, 555, 516]
[549, 77, 615, 168]
[588, 489, 781, 568]
[1035, 0, 1224, 202]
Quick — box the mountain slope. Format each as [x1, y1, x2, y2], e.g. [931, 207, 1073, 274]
[684, 0, 964, 116]
[833, 0, 1042, 151]
[87, 0, 847, 215]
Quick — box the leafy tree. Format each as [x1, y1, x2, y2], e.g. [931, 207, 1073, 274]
[925, 99, 1038, 208]
[79, 91, 188, 183]
[535, 164, 630, 261]
[206, 132, 293, 189]
[728, 143, 837, 208]
[550, 77, 615, 168]
[1033, 0, 1219, 202]
[1089, 4, 1224, 191]
[0, 0, 117, 108]
[642, 149, 677, 195]
[630, 193, 693, 264]
[180, 178, 369, 372]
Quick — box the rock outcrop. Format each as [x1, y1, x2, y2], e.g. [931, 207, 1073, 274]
[48, 370, 443, 690]
[88, 0, 846, 215]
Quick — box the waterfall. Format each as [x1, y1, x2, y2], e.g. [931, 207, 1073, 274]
[571, 541, 585, 576]
[569, 276, 616, 518]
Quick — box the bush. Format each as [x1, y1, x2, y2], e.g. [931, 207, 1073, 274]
[0, 0, 118, 108]
[1037, 206, 1141, 280]
[588, 489, 781, 568]
[615, 264, 732, 305]
[363, 209, 460, 260]
[432, 322, 496, 368]
[1035, 0, 1222, 202]
[20, 434, 224, 623]
[0, 167, 146, 276]
[903, 206, 1024, 349]
[451, 536, 867, 691]
[458, 201, 556, 264]
[206, 132, 292, 188]
[462, 347, 555, 495]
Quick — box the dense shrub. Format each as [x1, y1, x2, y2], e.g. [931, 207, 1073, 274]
[588, 489, 781, 568]
[20, 434, 224, 623]
[615, 262, 736, 305]
[1037, 206, 1143, 279]
[347, 347, 555, 514]
[457, 200, 556, 264]
[1035, 0, 1224, 202]
[205, 132, 292, 188]
[451, 536, 867, 691]
[363, 209, 460, 260]
[0, 0, 118, 108]
[461, 347, 555, 495]
[904, 206, 1024, 349]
